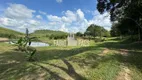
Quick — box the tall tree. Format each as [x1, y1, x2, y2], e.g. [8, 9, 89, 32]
[85, 24, 109, 38]
[97, 0, 142, 40]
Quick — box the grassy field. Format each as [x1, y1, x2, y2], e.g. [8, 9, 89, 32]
[0, 38, 142, 80]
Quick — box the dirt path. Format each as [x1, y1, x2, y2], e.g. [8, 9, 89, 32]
[98, 48, 109, 56]
[116, 49, 131, 80]
[0, 38, 9, 42]
[116, 64, 131, 80]
[99, 48, 131, 80]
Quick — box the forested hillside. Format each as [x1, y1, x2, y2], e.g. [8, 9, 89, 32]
[0, 27, 24, 38]
[31, 29, 68, 39]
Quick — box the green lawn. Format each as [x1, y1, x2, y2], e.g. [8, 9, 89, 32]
[0, 38, 142, 80]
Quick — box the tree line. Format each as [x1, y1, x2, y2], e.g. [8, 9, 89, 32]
[76, 24, 110, 41]
[97, 0, 142, 41]
[31, 29, 68, 39]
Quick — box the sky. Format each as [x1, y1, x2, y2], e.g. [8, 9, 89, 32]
[0, 0, 112, 33]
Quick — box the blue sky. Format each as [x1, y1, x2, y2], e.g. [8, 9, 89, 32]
[0, 0, 112, 33]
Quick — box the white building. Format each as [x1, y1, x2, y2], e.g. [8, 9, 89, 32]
[67, 33, 77, 46]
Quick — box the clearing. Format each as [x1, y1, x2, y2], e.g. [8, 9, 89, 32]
[0, 38, 142, 80]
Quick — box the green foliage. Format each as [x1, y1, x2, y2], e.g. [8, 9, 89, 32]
[110, 23, 121, 37]
[76, 32, 83, 37]
[84, 24, 110, 38]
[102, 28, 110, 37]
[31, 29, 68, 40]
[0, 27, 24, 39]
[97, 0, 142, 40]
[15, 29, 37, 61]
[1, 38, 142, 79]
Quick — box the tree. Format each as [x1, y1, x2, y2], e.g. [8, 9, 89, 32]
[97, 0, 142, 40]
[85, 24, 109, 38]
[15, 28, 37, 61]
[76, 32, 83, 37]
[110, 23, 120, 37]
[84, 24, 95, 36]
[102, 28, 110, 37]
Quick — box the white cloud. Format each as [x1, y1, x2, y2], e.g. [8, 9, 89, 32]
[46, 9, 89, 33]
[0, 17, 42, 32]
[84, 10, 111, 29]
[77, 9, 84, 20]
[65, 10, 77, 22]
[56, 0, 63, 3]
[36, 15, 43, 19]
[61, 16, 71, 23]
[29, 20, 40, 25]
[1, 5, 89, 33]
[0, 3, 112, 33]
[59, 24, 68, 32]
[88, 10, 112, 30]
[4, 3, 35, 20]
[47, 9, 85, 24]
[47, 15, 61, 22]
[0, 17, 21, 27]
[39, 10, 47, 15]
[48, 22, 57, 26]
[92, 10, 100, 16]
[0, 4, 41, 32]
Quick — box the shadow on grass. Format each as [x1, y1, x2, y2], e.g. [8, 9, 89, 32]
[0, 62, 42, 80]
[42, 59, 86, 80]
[126, 50, 142, 72]
[0, 46, 98, 79]
[0, 46, 98, 63]
[0, 40, 142, 79]
[0, 51, 44, 79]
[97, 39, 142, 50]
[0, 51, 26, 77]
[68, 51, 123, 69]
[33, 63, 66, 80]
[36, 46, 101, 61]
[96, 41, 142, 73]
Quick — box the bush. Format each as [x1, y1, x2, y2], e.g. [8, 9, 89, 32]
[94, 38, 105, 42]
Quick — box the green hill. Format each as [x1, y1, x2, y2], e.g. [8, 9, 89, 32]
[0, 27, 24, 38]
[31, 29, 68, 39]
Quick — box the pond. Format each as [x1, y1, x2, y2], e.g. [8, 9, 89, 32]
[5, 42, 49, 47]
[29, 42, 49, 47]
